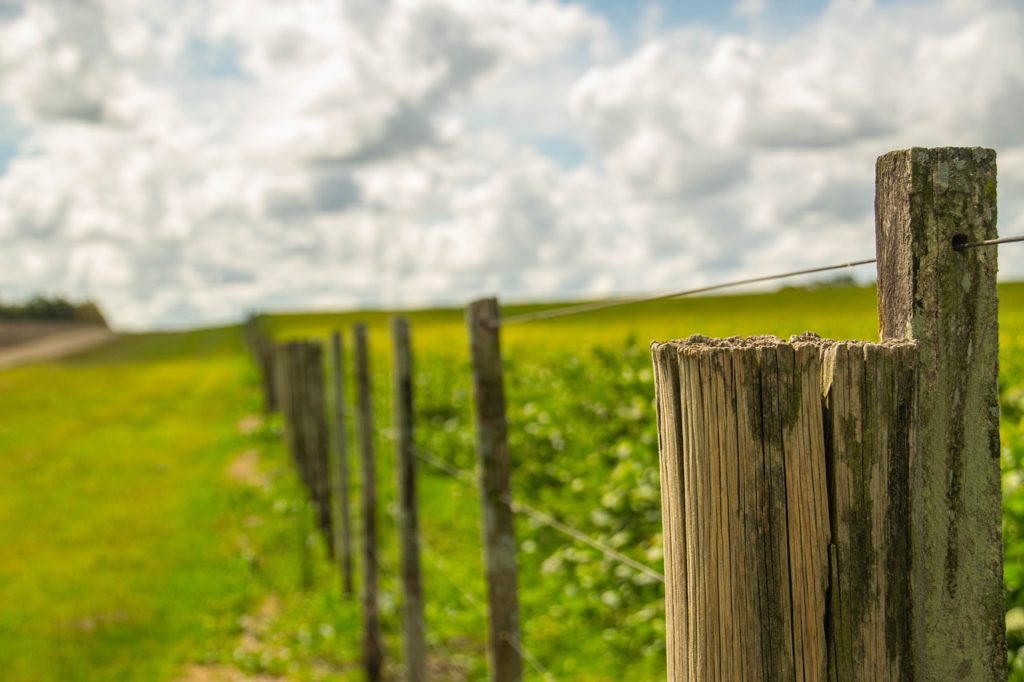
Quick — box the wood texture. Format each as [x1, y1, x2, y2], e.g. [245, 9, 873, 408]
[354, 323, 383, 682]
[466, 298, 522, 682]
[652, 334, 916, 680]
[330, 330, 354, 597]
[875, 147, 1004, 680]
[823, 341, 916, 680]
[392, 317, 427, 682]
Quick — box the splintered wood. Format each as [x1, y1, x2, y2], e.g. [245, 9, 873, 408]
[652, 334, 916, 681]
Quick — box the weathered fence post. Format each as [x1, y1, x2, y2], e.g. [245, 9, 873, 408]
[653, 335, 916, 679]
[466, 298, 522, 682]
[276, 341, 332, 586]
[651, 147, 1004, 680]
[276, 343, 308, 496]
[354, 323, 383, 682]
[243, 315, 278, 413]
[279, 342, 332, 553]
[256, 335, 279, 414]
[392, 316, 426, 682]
[330, 330, 354, 597]
[875, 147, 1004, 678]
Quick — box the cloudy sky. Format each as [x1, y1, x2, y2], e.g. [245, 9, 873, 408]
[0, 0, 1022, 330]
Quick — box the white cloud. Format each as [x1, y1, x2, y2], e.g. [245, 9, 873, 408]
[0, 0, 1021, 329]
[568, 0, 1024, 277]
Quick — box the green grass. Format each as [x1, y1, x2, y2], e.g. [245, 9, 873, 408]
[2, 282, 1023, 680]
[0, 327, 363, 681]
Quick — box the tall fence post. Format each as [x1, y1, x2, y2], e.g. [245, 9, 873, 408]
[354, 323, 383, 682]
[875, 147, 1004, 678]
[392, 316, 426, 682]
[330, 330, 354, 597]
[650, 147, 1005, 679]
[466, 298, 522, 682]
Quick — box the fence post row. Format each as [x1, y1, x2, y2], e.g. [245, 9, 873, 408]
[275, 341, 334, 559]
[467, 298, 523, 682]
[256, 335, 279, 414]
[354, 323, 384, 682]
[330, 330, 355, 597]
[651, 147, 1004, 679]
[275, 343, 309, 492]
[243, 315, 279, 414]
[392, 317, 427, 682]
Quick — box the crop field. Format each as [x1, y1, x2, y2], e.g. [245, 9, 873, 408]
[2, 282, 1024, 680]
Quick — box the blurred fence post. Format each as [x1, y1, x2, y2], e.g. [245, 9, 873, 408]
[466, 298, 522, 682]
[275, 341, 332, 554]
[354, 323, 384, 682]
[305, 342, 332, 558]
[392, 317, 426, 682]
[256, 336, 278, 414]
[243, 315, 278, 413]
[275, 342, 310, 588]
[330, 330, 354, 597]
[875, 147, 1004, 678]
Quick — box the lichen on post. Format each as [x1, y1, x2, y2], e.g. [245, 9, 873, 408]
[875, 147, 1004, 680]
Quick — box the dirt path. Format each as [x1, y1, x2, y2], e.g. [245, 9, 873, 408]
[0, 327, 117, 369]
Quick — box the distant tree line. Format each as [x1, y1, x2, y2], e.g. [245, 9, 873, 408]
[0, 295, 107, 325]
[782, 274, 863, 291]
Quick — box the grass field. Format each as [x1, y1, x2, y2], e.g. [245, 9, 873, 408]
[2, 282, 1023, 680]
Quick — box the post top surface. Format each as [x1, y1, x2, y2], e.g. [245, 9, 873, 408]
[651, 332, 916, 353]
[876, 146, 996, 164]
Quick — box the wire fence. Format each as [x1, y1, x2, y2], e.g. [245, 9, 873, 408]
[246, 227, 1023, 680]
[498, 257, 878, 326]
[411, 446, 664, 583]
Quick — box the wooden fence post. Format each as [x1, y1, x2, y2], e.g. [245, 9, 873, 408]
[650, 147, 1005, 680]
[466, 298, 522, 682]
[875, 147, 1004, 678]
[392, 317, 426, 682]
[257, 335, 279, 414]
[275, 343, 309, 493]
[275, 342, 321, 588]
[354, 323, 384, 682]
[330, 330, 354, 596]
[652, 335, 916, 679]
[275, 341, 333, 556]
[243, 315, 278, 413]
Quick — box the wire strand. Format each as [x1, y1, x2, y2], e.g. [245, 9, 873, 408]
[413, 449, 664, 583]
[427, 547, 557, 682]
[955, 234, 1024, 250]
[497, 258, 877, 326]
[414, 448, 477, 487]
[500, 631, 559, 682]
[502, 494, 664, 584]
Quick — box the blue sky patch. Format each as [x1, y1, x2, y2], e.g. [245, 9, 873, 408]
[536, 135, 589, 169]
[184, 37, 245, 80]
[0, 105, 24, 175]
